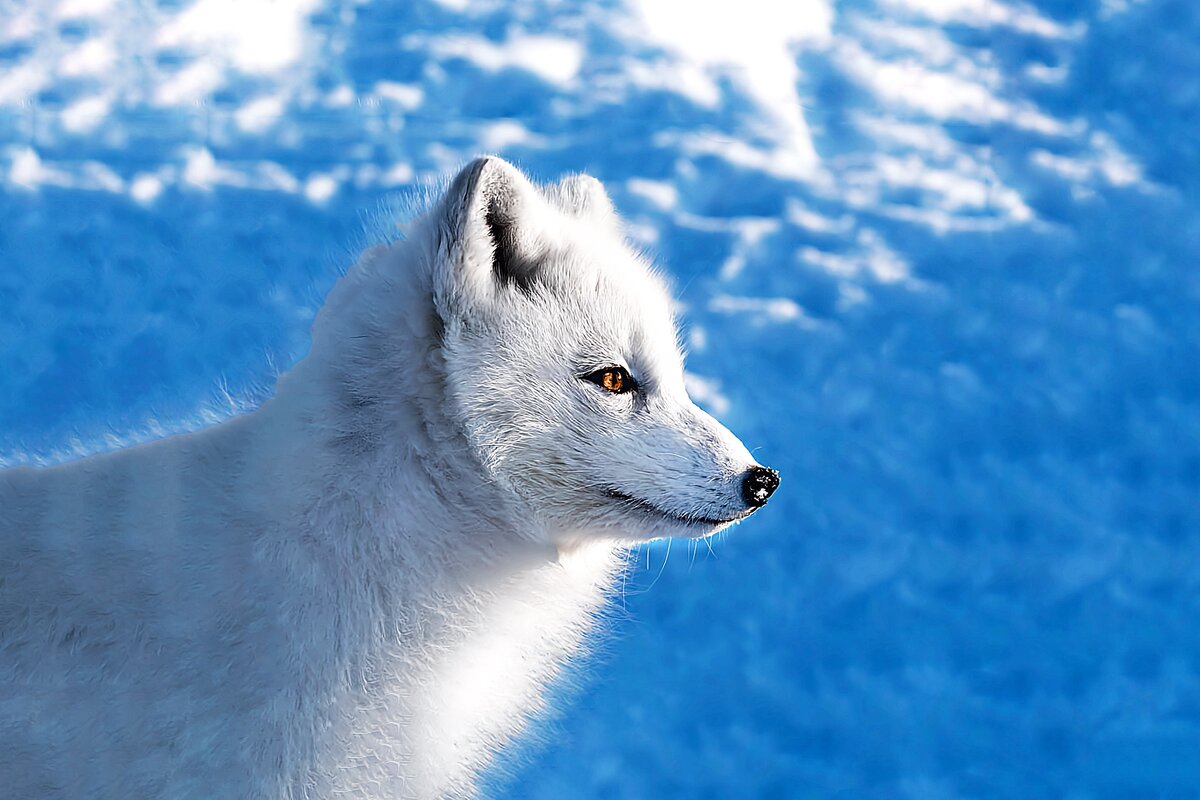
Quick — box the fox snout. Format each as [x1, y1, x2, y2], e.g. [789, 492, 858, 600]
[741, 466, 780, 509]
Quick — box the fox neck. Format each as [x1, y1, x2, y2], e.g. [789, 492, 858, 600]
[252, 242, 622, 639]
[260, 352, 549, 588]
[250, 343, 622, 795]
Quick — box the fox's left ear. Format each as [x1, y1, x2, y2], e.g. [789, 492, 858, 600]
[556, 173, 616, 226]
[435, 156, 550, 315]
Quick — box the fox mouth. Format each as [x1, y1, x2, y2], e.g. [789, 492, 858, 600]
[602, 488, 751, 527]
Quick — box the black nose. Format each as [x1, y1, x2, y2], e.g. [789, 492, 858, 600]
[741, 466, 780, 508]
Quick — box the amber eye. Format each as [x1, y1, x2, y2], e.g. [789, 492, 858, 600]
[583, 365, 637, 394]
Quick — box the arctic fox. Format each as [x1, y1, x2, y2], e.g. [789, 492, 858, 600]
[0, 157, 779, 799]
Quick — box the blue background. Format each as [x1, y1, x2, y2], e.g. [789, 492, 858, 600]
[1, 1, 1197, 797]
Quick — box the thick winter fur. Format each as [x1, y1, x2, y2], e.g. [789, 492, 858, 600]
[0, 158, 772, 799]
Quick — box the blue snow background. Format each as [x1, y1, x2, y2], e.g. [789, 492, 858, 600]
[1, 0, 1198, 797]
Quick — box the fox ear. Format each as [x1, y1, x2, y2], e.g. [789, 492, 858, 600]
[557, 173, 616, 224]
[437, 156, 547, 312]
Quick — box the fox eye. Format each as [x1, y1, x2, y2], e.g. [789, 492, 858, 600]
[583, 366, 637, 394]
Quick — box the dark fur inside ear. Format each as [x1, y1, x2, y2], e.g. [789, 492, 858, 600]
[483, 181, 541, 294]
[436, 157, 547, 311]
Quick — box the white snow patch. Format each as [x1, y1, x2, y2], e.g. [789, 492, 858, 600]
[1031, 134, 1144, 190]
[6, 148, 125, 193]
[324, 85, 356, 107]
[709, 294, 819, 327]
[786, 198, 854, 234]
[1100, 0, 1150, 18]
[1030, 150, 1091, 183]
[257, 162, 303, 194]
[0, 63, 49, 105]
[58, 37, 116, 77]
[884, 156, 990, 208]
[154, 61, 222, 106]
[478, 120, 544, 152]
[854, 114, 960, 159]
[798, 247, 861, 279]
[55, 0, 114, 18]
[881, 0, 1083, 39]
[1011, 108, 1075, 136]
[60, 95, 111, 133]
[382, 162, 415, 186]
[838, 40, 1070, 136]
[412, 33, 584, 86]
[182, 148, 300, 193]
[634, 0, 831, 70]
[884, 204, 1031, 233]
[1025, 62, 1069, 84]
[659, 130, 815, 180]
[630, 0, 832, 176]
[79, 161, 124, 193]
[622, 59, 720, 108]
[235, 95, 287, 133]
[304, 173, 338, 204]
[684, 372, 730, 416]
[130, 173, 163, 204]
[156, 0, 319, 75]
[625, 221, 660, 245]
[856, 229, 911, 283]
[55, 0, 115, 19]
[1090, 132, 1143, 187]
[373, 81, 424, 110]
[182, 148, 219, 190]
[853, 17, 960, 64]
[799, 230, 911, 284]
[9, 148, 49, 190]
[718, 218, 781, 280]
[627, 178, 679, 210]
[836, 151, 1035, 229]
[844, 45, 993, 120]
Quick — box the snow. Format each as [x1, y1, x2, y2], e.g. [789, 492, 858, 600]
[632, 0, 831, 174]
[303, 173, 339, 204]
[407, 32, 585, 86]
[1, 0, 1197, 797]
[154, 0, 320, 75]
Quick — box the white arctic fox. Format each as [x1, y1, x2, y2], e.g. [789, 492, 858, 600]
[0, 157, 778, 799]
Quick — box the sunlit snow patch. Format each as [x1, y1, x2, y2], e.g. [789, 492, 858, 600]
[626, 0, 834, 178]
[155, 0, 320, 75]
[407, 32, 584, 86]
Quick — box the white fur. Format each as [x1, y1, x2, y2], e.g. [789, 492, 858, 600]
[0, 157, 769, 798]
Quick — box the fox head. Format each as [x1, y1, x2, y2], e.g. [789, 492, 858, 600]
[420, 157, 778, 545]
